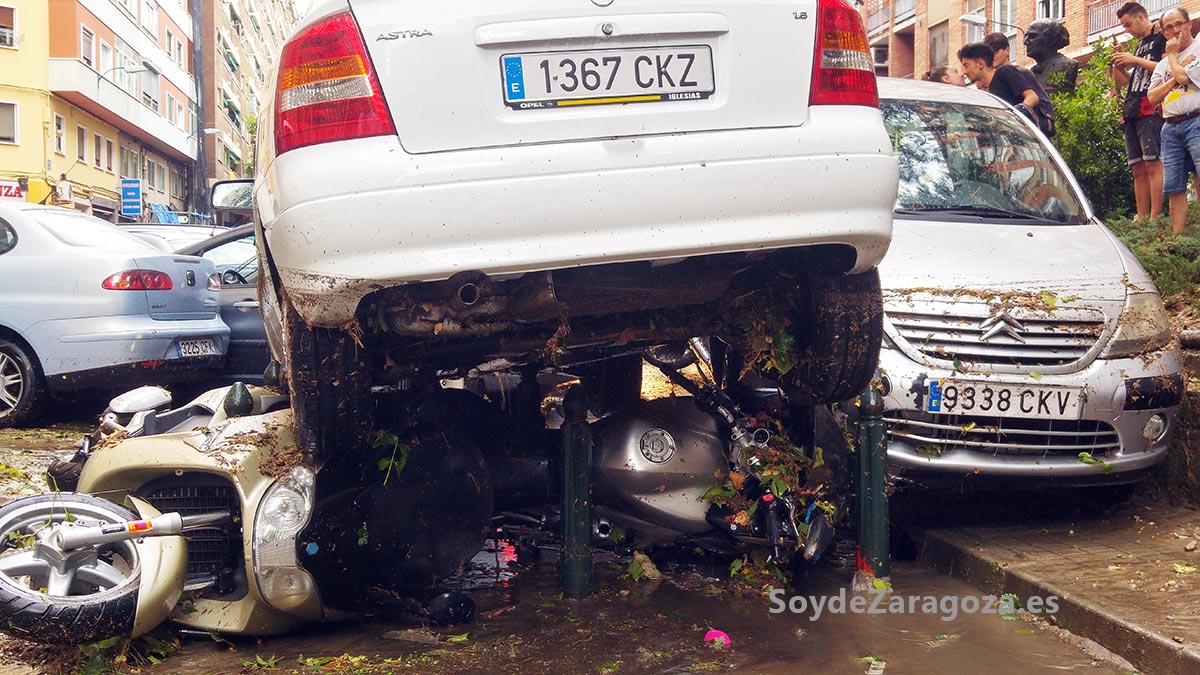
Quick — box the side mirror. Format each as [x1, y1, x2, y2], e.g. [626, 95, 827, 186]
[211, 179, 254, 212]
[108, 386, 173, 415]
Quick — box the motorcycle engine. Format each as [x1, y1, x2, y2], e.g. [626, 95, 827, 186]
[591, 397, 727, 537]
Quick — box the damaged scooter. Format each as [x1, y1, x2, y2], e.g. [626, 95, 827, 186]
[0, 338, 850, 644]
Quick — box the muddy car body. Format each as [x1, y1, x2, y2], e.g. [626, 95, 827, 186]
[253, 0, 898, 459]
[875, 79, 1182, 485]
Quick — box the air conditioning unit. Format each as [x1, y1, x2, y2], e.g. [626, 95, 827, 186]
[871, 45, 890, 67]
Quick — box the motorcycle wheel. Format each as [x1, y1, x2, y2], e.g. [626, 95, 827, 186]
[0, 493, 141, 644]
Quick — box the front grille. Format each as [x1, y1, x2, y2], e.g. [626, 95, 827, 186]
[886, 410, 1121, 456]
[888, 309, 1104, 368]
[139, 475, 241, 576]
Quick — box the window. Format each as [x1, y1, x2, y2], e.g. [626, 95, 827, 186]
[176, 101, 185, 129]
[156, 163, 166, 192]
[992, 0, 1016, 37]
[964, 0, 986, 43]
[165, 29, 174, 58]
[80, 26, 94, 68]
[1037, 0, 1063, 20]
[53, 114, 65, 154]
[0, 6, 15, 49]
[140, 0, 158, 35]
[0, 222, 14, 256]
[141, 68, 160, 112]
[114, 40, 139, 97]
[116, 0, 135, 16]
[99, 41, 112, 74]
[929, 22, 948, 68]
[145, 159, 156, 188]
[167, 93, 176, 124]
[93, 133, 102, 168]
[0, 102, 15, 143]
[170, 165, 184, 198]
[105, 139, 114, 172]
[76, 125, 86, 162]
[174, 40, 183, 67]
[120, 147, 138, 178]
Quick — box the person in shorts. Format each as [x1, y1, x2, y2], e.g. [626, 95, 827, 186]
[1148, 7, 1200, 232]
[1112, 2, 1167, 220]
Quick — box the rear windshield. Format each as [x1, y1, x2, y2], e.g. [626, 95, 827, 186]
[28, 209, 154, 250]
[881, 99, 1087, 224]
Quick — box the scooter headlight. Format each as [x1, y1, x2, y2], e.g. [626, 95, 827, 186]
[253, 465, 316, 610]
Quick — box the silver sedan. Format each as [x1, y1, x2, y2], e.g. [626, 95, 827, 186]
[0, 202, 229, 427]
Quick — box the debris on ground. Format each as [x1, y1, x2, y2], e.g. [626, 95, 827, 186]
[703, 629, 731, 651]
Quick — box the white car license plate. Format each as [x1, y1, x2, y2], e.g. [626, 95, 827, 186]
[502, 46, 715, 110]
[926, 380, 1083, 420]
[176, 338, 218, 358]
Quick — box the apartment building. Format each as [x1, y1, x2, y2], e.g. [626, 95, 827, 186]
[196, 0, 296, 189]
[862, 0, 1197, 82]
[0, 0, 199, 221]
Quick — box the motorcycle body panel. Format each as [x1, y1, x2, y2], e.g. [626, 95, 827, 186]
[127, 497, 188, 639]
[592, 398, 727, 534]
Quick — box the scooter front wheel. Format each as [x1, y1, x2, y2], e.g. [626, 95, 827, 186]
[0, 493, 141, 643]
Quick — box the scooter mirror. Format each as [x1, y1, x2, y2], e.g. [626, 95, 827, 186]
[108, 386, 173, 415]
[426, 591, 476, 627]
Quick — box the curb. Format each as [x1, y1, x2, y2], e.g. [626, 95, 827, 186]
[921, 530, 1200, 675]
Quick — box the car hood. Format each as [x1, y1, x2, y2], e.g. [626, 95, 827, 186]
[880, 218, 1130, 305]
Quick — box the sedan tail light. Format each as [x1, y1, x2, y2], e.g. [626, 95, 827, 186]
[274, 12, 396, 155]
[102, 270, 174, 291]
[809, 0, 878, 107]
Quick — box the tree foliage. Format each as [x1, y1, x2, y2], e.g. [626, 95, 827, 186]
[1049, 42, 1136, 219]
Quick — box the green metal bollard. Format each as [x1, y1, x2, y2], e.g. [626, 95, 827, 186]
[856, 386, 890, 580]
[561, 384, 593, 599]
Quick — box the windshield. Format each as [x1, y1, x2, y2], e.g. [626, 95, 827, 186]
[881, 99, 1087, 223]
[27, 208, 154, 250]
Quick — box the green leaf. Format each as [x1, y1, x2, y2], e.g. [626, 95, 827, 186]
[1173, 563, 1196, 575]
[729, 558, 744, 576]
[872, 577, 891, 590]
[445, 632, 471, 644]
[1029, 371, 1043, 380]
[627, 557, 644, 581]
[1039, 291, 1058, 308]
[952, 358, 964, 371]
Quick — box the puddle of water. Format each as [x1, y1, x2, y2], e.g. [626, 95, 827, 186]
[155, 542, 1130, 675]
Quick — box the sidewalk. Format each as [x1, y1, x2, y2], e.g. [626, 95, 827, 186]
[921, 502, 1200, 675]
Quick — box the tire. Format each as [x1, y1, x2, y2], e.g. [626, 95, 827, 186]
[0, 493, 141, 644]
[790, 269, 884, 405]
[0, 339, 43, 429]
[282, 296, 373, 458]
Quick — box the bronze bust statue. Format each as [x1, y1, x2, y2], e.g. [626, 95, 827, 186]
[1024, 19, 1079, 95]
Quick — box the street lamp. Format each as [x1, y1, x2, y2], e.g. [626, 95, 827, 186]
[960, 12, 1026, 35]
[96, 64, 147, 96]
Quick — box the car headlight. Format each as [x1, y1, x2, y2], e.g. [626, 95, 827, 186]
[1104, 292, 1173, 357]
[252, 465, 316, 611]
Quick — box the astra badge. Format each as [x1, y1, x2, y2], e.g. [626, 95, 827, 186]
[639, 428, 675, 464]
[978, 309, 1026, 343]
[377, 29, 433, 41]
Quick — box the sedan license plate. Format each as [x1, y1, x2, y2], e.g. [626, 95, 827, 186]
[176, 338, 218, 358]
[926, 380, 1083, 420]
[502, 46, 715, 110]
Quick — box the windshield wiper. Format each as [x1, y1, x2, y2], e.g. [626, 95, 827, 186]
[894, 205, 1042, 220]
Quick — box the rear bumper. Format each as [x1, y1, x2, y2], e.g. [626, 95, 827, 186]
[24, 314, 230, 387]
[258, 108, 898, 327]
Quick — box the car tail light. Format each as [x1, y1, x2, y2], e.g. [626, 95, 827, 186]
[274, 12, 395, 155]
[810, 0, 878, 107]
[207, 273, 222, 291]
[102, 270, 174, 291]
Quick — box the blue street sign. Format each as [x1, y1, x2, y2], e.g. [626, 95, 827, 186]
[120, 179, 141, 216]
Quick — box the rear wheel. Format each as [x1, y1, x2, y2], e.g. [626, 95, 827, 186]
[790, 269, 883, 404]
[0, 493, 141, 644]
[0, 339, 43, 429]
[283, 297, 373, 458]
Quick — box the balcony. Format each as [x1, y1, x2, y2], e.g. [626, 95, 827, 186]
[48, 59, 196, 162]
[894, 0, 915, 22]
[867, 5, 891, 34]
[1088, 0, 1172, 34]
